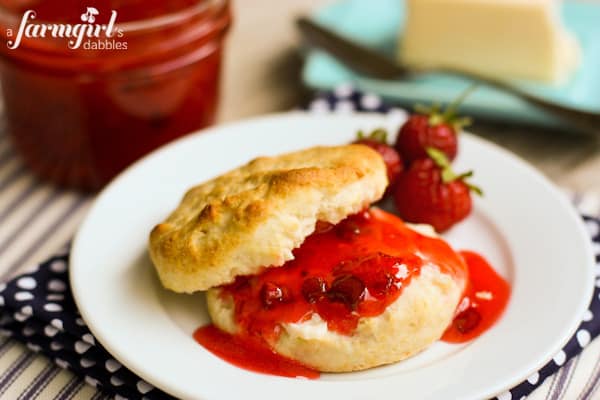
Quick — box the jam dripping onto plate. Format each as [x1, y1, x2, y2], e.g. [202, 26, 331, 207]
[193, 209, 510, 378]
[193, 325, 319, 379]
[442, 250, 510, 343]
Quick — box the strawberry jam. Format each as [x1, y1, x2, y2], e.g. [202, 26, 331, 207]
[218, 208, 467, 339]
[194, 209, 511, 378]
[0, 0, 231, 190]
[193, 325, 319, 379]
[442, 250, 510, 343]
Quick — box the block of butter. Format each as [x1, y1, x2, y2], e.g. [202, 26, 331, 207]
[399, 0, 581, 83]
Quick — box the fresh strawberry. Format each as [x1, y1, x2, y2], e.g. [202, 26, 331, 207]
[395, 113, 459, 164]
[353, 128, 403, 187]
[393, 148, 481, 232]
[395, 87, 475, 164]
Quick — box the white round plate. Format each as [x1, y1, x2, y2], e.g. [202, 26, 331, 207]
[71, 113, 595, 400]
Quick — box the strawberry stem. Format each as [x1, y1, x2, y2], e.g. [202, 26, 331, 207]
[443, 84, 478, 121]
[414, 85, 477, 130]
[425, 147, 451, 169]
[425, 147, 483, 196]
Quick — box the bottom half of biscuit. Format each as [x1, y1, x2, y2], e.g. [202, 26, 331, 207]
[206, 265, 465, 372]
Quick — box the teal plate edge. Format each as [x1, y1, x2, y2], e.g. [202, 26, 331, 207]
[302, 0, 600, 130]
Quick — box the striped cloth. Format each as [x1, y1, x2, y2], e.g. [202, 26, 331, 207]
[1, 114, 600, 399]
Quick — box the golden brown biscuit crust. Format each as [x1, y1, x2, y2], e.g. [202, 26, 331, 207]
[149, 145, 387, 293]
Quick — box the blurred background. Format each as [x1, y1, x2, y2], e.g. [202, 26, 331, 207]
[0, 0, 598, 194]
[220, 0, 600, 195]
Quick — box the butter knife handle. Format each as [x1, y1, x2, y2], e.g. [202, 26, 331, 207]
[297, 17, 600, 134]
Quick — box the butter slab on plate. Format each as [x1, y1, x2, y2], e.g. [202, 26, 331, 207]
[302, 0, 600, 129]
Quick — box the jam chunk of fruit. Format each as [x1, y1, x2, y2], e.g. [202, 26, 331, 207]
[220, 208, 468, 337]
[453, 308, 481, 334]
[328, 275, 365, 309]
[301, 277, 328, 303]
[260, 282, 290, 308]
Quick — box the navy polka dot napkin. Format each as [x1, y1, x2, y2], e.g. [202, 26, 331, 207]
[0, 253, 172, 399]
[0, 220, 598, 400]
[0, 90, 598, 400]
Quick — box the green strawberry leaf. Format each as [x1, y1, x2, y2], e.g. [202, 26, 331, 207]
[356, 128, 388, 144]
[425, 147, 483, 196]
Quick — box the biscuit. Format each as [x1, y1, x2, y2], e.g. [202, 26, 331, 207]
[207, 263, 465, 372]
[149, 145, 387, 293]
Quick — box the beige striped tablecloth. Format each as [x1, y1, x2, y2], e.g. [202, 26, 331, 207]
[0, 130, 599, 400]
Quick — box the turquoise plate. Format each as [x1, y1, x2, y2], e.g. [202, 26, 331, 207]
[302, 0, 600, 129]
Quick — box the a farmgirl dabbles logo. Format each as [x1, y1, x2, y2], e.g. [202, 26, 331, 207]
[6, 7, 127, 50]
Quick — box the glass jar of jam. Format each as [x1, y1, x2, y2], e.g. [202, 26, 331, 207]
[0, 0, 231, 190]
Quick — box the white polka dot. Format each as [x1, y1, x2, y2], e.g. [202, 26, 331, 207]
[593, 242, 600, 255]
[334, 83, 354, 98]
[553, 350, 566, 366]
[496, 391, 512, 400]
[334, 100, 355, 113]
[137, 380, 154, 394]
[595, 263, 600, 277]
[527, 372, 539, 385]
[114, 394, 127, 400]
[44, 325, 59, 337]
[75, 340, 91, 354]
[82, 333, 95, 345]
[105, 358, 122, 373]
[20, 305, 33, 316]
[50, 260, 67, 273]
[0, 283, 6, 292]
[47, 279, 66, 292]
[386, 107, 409, 126]
[0, 329, 12, 337]
[50, 341, 63, 351]
[14, 291, 34, 301]
[13, 311, 30, 322]
[50, 319, 63, 331]
[26, 343, 41, 352]
[80, 358, 95, 368]
[577, 329, 591, 347]
[46, 294, 64, 301]
[55, 358, 69, 369]
[111, 376, 124, 387]
[0, 296, 4, 306]
[586, 220, 599, 237]
[596, 278, 600, 288]
[17, 277, 36, 290]
[44, 303, 62, 312]
[22, 327, 35, 337]
[75, 318, 86, 326]
[583, 309, 593, 322]
[308, 99, 329, 113]
[84, 376, 99, 388]
[360, 93, 382, 110]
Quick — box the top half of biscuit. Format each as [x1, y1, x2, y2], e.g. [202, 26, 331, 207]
[148, 144, 388, 293]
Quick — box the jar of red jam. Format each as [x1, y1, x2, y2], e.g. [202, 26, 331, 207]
[0, 0, 231, 190]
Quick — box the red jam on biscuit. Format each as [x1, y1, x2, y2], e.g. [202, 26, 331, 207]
[194, 208, 510, 377]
